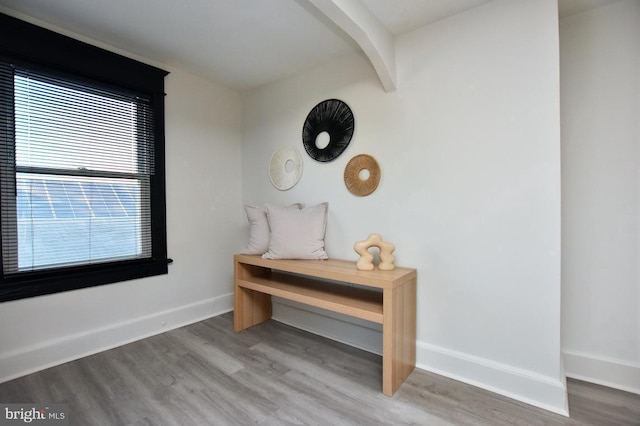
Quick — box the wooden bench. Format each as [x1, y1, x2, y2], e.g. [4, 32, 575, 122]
[233, 253, 417, 396]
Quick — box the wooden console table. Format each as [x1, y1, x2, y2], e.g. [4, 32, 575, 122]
[233, 253, 417, 396]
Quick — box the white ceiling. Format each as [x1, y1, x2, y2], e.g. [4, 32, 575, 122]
[0, 0, 622, 92]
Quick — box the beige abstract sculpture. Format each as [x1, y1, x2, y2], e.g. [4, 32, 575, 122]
[354, 233, 395, 271]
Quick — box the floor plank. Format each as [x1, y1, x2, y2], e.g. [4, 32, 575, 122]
[0, 313, 638, 425]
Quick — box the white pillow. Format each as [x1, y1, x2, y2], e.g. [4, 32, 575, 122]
[262, 202, 328, 260]
[240, 204, 302, 255]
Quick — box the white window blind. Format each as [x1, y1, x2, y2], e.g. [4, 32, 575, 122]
[1, 65, 155, 273]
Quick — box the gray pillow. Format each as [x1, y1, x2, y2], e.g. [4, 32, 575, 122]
[262, 202, 328, 260]
[240, 204, 302, 255]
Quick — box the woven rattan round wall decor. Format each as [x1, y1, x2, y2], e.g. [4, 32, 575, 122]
[302, 99, 354, 162]
[344, 154, 380, 196]
[269, 146, 303, 191]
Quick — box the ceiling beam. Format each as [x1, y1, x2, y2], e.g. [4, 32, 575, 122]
[307, 0, 397, 92]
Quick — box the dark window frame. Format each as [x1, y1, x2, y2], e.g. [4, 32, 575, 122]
[0, 13, 169, 302]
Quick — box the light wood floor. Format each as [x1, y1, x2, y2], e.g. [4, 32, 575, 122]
[1, 313, 639, 425]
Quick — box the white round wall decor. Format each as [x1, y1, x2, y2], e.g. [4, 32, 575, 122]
[269, 146, 303, 190]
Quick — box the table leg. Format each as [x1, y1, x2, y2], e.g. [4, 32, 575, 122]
[382, 278, 416, 396]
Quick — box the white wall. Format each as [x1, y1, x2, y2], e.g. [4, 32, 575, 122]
[242, 0, 566, 414]
[0, 56, 244, 381]
[561, 0, 640, 394]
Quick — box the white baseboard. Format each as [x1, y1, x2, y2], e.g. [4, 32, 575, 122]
[3, 294, 581, 417]
[272, 300, 568, 416]
[0, 293, 234, 384]
[563, 350, 640, 395]
[417, 342, 569, 416]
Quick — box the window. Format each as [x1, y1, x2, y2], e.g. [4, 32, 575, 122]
[0, 13, 169, 302]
